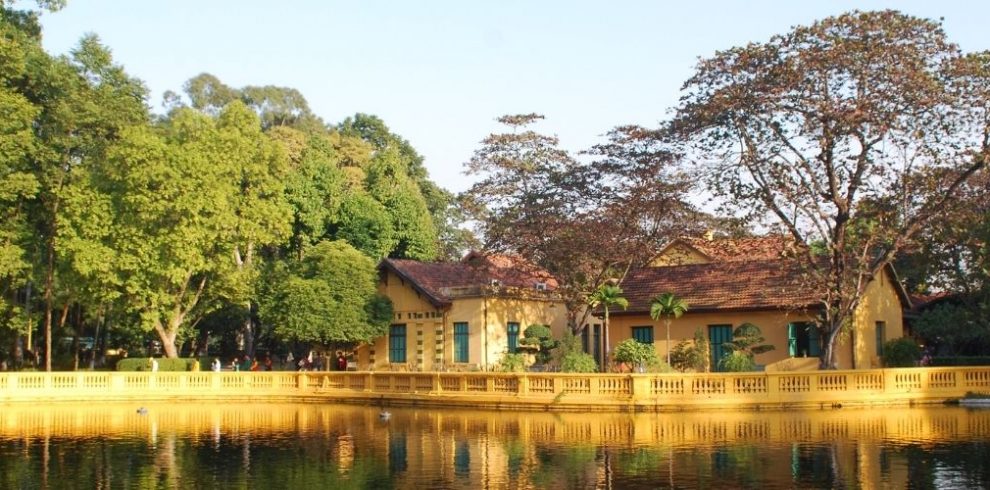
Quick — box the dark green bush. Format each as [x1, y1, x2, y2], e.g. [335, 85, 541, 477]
[930, 356, 990, 367]
[116, 357, 199, 371]
[882, 338, 921, 367]
[518, 324, 559, 365]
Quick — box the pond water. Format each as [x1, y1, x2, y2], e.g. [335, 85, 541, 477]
[0, 402, 987, 489]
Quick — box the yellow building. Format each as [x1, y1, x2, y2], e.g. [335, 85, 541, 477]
[607, 236, 911, 371]
[355, 252, 569, 371]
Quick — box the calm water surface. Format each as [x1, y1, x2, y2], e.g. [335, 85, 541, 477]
[0, 402, 987, 489]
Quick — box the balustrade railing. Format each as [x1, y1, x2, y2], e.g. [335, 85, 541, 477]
[1, 366, 987, 409]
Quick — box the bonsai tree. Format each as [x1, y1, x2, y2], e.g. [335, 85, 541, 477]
[720, 322, 775, 371]
[612, 338, 660, 372]
[649, 292, 689, 365]
[517, 324, 559, 368]
[587, 283, 628, 370]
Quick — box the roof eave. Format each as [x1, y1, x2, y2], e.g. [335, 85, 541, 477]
[378, 259, 451, 308]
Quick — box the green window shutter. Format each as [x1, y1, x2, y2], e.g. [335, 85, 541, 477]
[808, 325, 821, 357]
[708, 325, 733, 372]
[632, 326, 654, 344]
[507, 322, 520, 353]
[787, 323, 797, 357]
[454, 322, 469, 363]
[389, 325, 407, 363]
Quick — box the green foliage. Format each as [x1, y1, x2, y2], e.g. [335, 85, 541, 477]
[670, 328, 710, 372]
[556, 330, 598, 373]
[259, 240, 390, 346]
[650, 292, 689, 364]
[914, 302, 990, 356]
[116, 357, 197, 372]
[931, 357, 990, 367]
[560, 351, 598, 373]
[587, 284, 629, 313]
[365, 150, 437, 260]
[882, 338, 922, 368]
[612, 338, 659, 369]
[517, 324, 558, 366]
[718, 351, 756, 372]
[498, 352, 526, 373]
[333, 190, 396, 258]
[723, 322, 775, 358]
[649, 292, 688, 322]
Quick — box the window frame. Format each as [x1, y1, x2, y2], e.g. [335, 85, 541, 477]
[389, 324, 407, 363]
[631, 326, 654, 344]
[507, 322, 520, 353]
[454, 322, 469, 363]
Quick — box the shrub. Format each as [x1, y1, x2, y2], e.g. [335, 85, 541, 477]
[498, 352, 526, 373]
[670, 328, 710, 372]
[554, 330, 598, 373]
[724, 323, 775, 357]
[613, 338, 659, 371]
[718, 351, 756, 372]
[882, 338, 922, 367]
[116, 357, 198, 371]
[930, 356, 990, 367]
[560, 351, 598, 373]
[518, 324, 559, 366]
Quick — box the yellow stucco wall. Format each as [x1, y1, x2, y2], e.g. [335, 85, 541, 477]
[842, 269, 906, 369]
[608, 310, 816, 370]
[606, 270, 906, 371]
[357, 270, 569, 371]
[648, 243, 711, 266]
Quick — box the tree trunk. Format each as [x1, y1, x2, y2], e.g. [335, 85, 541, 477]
[43, 256, 53, 372]
[242, 301, 256, 358]
[819, 321, 841, 370]
[665, 319, 672, 365]
[603, 309, 610, 372]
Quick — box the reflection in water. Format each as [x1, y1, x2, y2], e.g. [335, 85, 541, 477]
[0, 403, 987, 488]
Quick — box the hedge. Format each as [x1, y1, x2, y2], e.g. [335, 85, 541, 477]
[116, 357, 201, 372]
[929, 356, 990, 367]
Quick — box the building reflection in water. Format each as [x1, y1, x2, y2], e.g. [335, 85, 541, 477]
[0, 403, 987, 488]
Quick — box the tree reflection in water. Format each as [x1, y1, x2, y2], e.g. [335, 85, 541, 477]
[0, 403, 987, 488]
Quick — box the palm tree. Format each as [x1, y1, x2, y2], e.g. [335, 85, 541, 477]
[588, 283, 628, 371]
[650, 292, 689, 365]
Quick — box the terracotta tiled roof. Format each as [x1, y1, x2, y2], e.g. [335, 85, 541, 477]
[677, 235, 798, 263]
[381, 253, 558, 306]
[908, 291, 955, 313]
[617, 259, 820, 314]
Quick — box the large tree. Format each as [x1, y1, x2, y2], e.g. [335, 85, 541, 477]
[463, 115, 697, 332]
[672, 10, 989, 368]
[259, 240, 392, 346]
[98, 103, 288, 358]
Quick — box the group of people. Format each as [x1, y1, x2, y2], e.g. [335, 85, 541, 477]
[209, 355, 274, 372]
[289, 351, 350, 372]
[204, 351, 351, 372]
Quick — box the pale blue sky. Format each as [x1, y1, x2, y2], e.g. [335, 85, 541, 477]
[39, 1, 990, 193]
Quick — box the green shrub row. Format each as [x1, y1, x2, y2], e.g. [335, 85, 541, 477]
[930, 356, 990, 367]
[116, 357, 202, 371]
